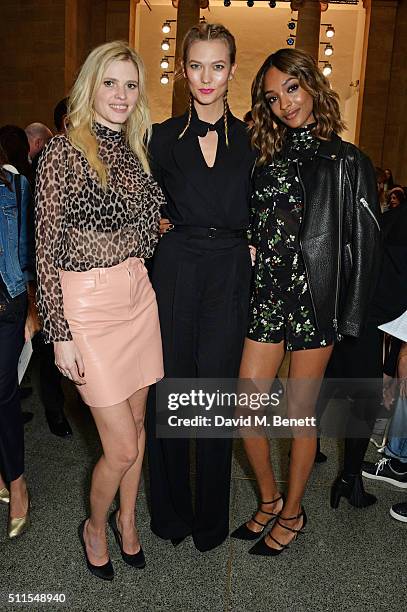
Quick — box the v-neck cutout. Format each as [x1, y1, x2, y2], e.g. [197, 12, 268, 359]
[198, 131, 219, 169]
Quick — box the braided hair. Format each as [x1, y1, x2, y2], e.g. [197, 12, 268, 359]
[178, 22, 236, 146]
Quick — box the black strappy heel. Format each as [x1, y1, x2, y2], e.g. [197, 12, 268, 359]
[230, 494, 284, 541]
[248, 506, 307, 556]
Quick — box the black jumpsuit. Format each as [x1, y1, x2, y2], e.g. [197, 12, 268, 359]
[146, 107, 256, 551]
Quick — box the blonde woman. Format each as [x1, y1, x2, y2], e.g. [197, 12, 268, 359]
[36, 41, 164, 580]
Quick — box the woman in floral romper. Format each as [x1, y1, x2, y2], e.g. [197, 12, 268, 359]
[231, 49, 379, 556]
[248, 126, 336, 351]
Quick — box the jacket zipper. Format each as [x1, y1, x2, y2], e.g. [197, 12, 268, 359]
[333, 160, 343, 332]
[360, 197, 380, 231]
[296, 161, 319, 330]
[345, 243, 353, 267]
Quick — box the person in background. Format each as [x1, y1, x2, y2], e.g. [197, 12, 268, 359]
[383, 168, 394, 194]
[53, 98, 68, 135]
[376, 167, 387, 213]
[1, 123, 69, 436]
[0, 126, 39, 420]
[316, 158, 407, 510]
[25, 122, 53, 182]
[386, 185, 406, 210]
[0, 125, 31, 178]
[362, 337, 407, 522]
[0, 142, 37, 538]
[25, 121, 72, 437]
[362, 340, 407, 492]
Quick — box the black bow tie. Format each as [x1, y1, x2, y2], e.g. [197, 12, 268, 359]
[189, 115, 224, 138]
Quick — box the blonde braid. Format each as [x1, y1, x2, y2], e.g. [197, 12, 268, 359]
[223, 93, 229, 147]
[178, 95, 193, 140]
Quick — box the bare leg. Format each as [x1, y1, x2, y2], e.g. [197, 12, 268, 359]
[9, 474, 29, 518]
[238, 338, 285, 532]
[266, 345, 333, 549]
[116, 386, 149, 554]
[84, 399, 139, 566]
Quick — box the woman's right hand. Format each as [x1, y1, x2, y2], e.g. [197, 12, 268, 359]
[159, 218, 173, 235]
[54, 340, 86, 385]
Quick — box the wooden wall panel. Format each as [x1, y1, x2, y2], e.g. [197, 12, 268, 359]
[0, 0, 65, 130]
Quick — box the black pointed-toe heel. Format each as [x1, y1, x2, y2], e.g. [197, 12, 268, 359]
[108, 511, 146, 568]
[330, 472, 376, 509]
[78, 519, 114, 581]
[230, 494, 284, 541]
[248, 507, 307, 557]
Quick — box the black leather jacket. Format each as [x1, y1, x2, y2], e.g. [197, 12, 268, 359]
[297, 133, 381, 338]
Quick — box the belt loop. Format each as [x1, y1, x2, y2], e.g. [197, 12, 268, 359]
[99, 268, 107, 284]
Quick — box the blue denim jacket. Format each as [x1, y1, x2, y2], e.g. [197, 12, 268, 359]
[0, 171, 35, 298]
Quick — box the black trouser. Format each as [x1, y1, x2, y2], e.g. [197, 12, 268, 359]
[32, 333, 65, 419]
[146, 232, 251, 551]
[0, 292, 27, 482]
[316, 319, 383, 474]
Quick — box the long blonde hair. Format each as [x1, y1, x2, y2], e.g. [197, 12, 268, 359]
[251, 48, 346, 165]
[67, 41, 151, 187]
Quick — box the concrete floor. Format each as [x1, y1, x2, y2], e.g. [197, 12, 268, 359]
[1, 362, 407, 612]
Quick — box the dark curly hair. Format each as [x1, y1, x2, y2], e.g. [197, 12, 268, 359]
[0, 142, 12, 190]
[251, 48, 346, 165]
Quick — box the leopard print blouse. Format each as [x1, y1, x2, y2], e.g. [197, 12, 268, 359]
[35, 122, 165, 343]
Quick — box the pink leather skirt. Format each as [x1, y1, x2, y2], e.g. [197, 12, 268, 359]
[59, 257, 163, 407]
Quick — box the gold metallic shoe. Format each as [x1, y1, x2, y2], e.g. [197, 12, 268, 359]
[8, 491, 31, 539]
[0, 487, 10, 504]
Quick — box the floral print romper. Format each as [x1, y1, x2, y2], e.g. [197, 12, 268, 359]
[248, 125, 337, 351]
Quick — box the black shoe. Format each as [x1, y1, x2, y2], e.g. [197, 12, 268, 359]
[78, 519, 114, 581]
[390, 501, 407, 523]
[46, 414, 73, 438]
[230, 494, 284, 541]
[330, 472, 377, 509]
[20, 387, 33, 400]
[248, 507, 307, 557]
[108, 510, 146, 568]
[315, 450, 327, 463]
[314, 439, 327, 463]
[171, 536, 187, 547]
[362, 458, 407, 489]
[22, 411, 34, 425]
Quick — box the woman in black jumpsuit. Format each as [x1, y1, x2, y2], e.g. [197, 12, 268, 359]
[146, 23, 256, 552]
